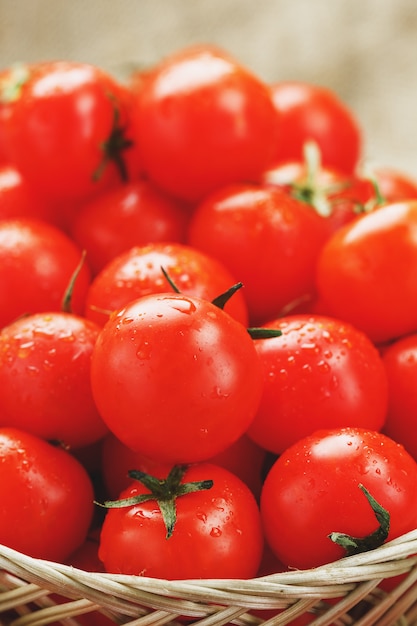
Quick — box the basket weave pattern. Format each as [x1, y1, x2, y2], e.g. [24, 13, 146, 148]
[2, 529, 417, 626]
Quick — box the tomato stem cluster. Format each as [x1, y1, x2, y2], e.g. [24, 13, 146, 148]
[96, 464, 214, 539]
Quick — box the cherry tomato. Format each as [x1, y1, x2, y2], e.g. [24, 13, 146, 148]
[381, 333, 417, 461]
[0, 311, 108, 448]
[373, 167, 417, 203]
[0, 427, 94, 561]
[101, 431, 265, 501]
[0, 218, 91, 329]
[0, 164, 50, 221]
[315, 200, 417, 344]
[270, 81, 362, 174]
[262, 154, 376, 235]
[90, 293, 263, 464]
[84, 241, 249, 327]
[187, 183, 328, 325]
[261, 427, 417, 570]
[70, 180, 189, 276]
[247, 314, 388, 454]
[1, 61, 140, 202]
[98, 463, 264, 579]
[130, 45, 277, 202]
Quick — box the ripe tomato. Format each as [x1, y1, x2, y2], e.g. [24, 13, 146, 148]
[0, 164, 50, 221]
[381, 332, 417, 461]
[0, 311, 108, 448]
[187, 183, 328, 325]
[315, 200, 417, 344]
[1, 61, 140, 202]
[90, 293, 263, 464]
[0, 218, 91, 329]
[84, 241, 249, 327]
[98, 463, 264, 579]
[261, 427, 417, 570]
[70, 180, 189, 276]
[270, 81, 362, 174]
[0, 427, 94, 561]
[247, 314, 388, 454]
[262, 153, 376, 235]
[373, 167, 417, 203]
[130, 45, 277, 202]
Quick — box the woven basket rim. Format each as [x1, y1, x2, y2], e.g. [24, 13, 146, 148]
[2, 530, 417, 625]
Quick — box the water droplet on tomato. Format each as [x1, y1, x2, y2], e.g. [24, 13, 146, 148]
[210, 527, 222, 537]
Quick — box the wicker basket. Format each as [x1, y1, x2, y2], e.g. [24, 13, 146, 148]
[2, 529, 417, 626]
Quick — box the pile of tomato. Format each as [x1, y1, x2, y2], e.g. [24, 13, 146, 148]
[2, 43, 417, 611]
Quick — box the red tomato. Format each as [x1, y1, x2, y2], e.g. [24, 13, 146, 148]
[261, 427, 417, 570]
[315, 201, 417, 344]
[247, 314, 388, 454]
[1, 61, 140, 202]
[262, 156, 376, 235]
[130, 45, 277, 202]
[0, 165, 50, 221]
[187, 183, 328, 325]
[270, 81, 362, 174]
[84, 241, 249, 327]
[98, 463, 264, 579]
[382, 333, 417, 461]
[0, 427, 94, 561]
[0, 218, 91, 329]
[0, 312, 108, 448]
[90, 293, 263, 464]
[70, 180, 189, 276]
[101, 432, 266, 501]
[373, 167, 417, 203]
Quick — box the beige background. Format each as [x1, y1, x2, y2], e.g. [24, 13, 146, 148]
[1, 0, 417, 178]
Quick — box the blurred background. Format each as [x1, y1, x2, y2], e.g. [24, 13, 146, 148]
[1, 0, 416, 177]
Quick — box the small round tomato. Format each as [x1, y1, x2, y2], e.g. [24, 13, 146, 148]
[0, 312, 108, 448]
[130, 45, 277, 202]
[1, 61, 140, 202]
[247, 314, 388, 454]
[90, 293, 263, 464]
[84, 241, 249, 327]
[373, 167, 417, 203]
[70, 180, 189, 276]
[98, 463, 264, 579]
[187, 183, 328, 325]
[0, 218, 91, 329]
[0, 427, 94, 561]
[315, 200, 417, 344]
[261, 427, 417, 570]
[382, 333, 417, 461]
[270, 81, 362, 175]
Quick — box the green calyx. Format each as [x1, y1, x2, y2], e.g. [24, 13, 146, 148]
[96, 464, 213, 539]
[329, 483, 390, 556]
[93, 92, 133, 184]
[0, 63, 30, 103]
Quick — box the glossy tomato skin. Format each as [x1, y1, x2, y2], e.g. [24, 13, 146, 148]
[315, 201, 417, 344]
[262, 159, 376, 235]
[2, 61, 139, 202]
[99, 463, 264, 579]
[247, 314, 388, 454]
[84, 241, 249, 327]
[0, 218, 91, 329]
[0, 312, 108, 448]
[0, 165, 50, 221]
[70, 180, 189, 276]
[382, 333, 417, 461]
[130, 45, 277, 202]
[373, 167, 417, 203]
[90, 293, 263, 464]
[261, 427, 417, 570]
[0, 427, 94, 561]
[187, 184, 328, 325]
[270, 81, 362, 174]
